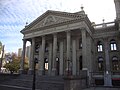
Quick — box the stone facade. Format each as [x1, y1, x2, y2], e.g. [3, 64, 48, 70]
[20, 0, 120, 86]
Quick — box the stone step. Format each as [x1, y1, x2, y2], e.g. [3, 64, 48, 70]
[0, 74, 64, 90]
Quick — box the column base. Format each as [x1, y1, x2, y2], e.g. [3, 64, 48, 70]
[48, 70, 51, 76]
[51, 68, 57, 76]
[38, 69, 45, 75]
[82, 68, 88, 70]
[104, 73, 112, 87]
[65, 68, 72, 76]
[19, 69, 24, 74]
[28, 69, 34, 75]
[63, 76, 87, 90]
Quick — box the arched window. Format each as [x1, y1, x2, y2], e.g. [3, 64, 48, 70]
[112, 56, 119, 71]
[110, 39, 117, 51]
[98, 57, 104, 71]
[97, 41, 103, 52]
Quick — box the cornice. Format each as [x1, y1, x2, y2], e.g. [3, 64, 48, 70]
[93, 30, 119, 39]
[22, 18, 86, 34]
[94, 26, 116, 34]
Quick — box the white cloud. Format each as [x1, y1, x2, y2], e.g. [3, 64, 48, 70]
[0, 0, 116, 53]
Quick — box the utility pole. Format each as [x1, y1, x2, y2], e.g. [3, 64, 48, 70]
[0, 45, 5, 72]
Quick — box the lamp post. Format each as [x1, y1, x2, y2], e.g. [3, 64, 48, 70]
[32, 58, 38, 90]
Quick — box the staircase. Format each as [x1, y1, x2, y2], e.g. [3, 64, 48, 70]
[0, 74, 64, 90]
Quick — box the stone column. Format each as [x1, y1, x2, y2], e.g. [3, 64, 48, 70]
[104, 39, 112, 86]
[86, 35, 92, 86]
[72, 39, 77, 75]
[60, 41, 64, 75]
[114, 0, 120, 19]
[66, 31, 72, 75]
[28, 38, 35, 74]
[81, 29, 87, 70]
[38, 44, 41, 74]
[114, 0, 120, 31]
[52, 33, 57, 76]
[48, 42, 52, 76]
[39, 36, 45, 75]
[19, 39, 26, 74]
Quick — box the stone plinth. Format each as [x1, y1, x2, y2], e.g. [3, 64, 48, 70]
[63, 71, 87, 90]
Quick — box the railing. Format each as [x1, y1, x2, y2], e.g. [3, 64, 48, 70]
[112, 71, 120, 75]
[92, 21, 115, 29]
[90, 72, 104, 86]
[90, 71, 120, 86]
[90, 72, 104, 77]
[90, 71, 120, 78]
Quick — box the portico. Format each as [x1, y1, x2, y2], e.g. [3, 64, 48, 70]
[20, 9, 93, 76]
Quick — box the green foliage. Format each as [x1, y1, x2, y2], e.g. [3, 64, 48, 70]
[4, 53, 29, 74]
[4, 57, 20, 74]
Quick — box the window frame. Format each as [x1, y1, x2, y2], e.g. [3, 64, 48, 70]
[97, 41, 103, 52]
[112, 56, 119, 71]
[110, 39, 117, 51]
[98, 57, 104, 71]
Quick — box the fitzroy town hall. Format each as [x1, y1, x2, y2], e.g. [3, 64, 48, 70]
[20, 0, 120, 87]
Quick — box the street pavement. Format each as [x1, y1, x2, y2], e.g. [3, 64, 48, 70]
[83, 87, 120, 90]
[0, 84, 31, 90]
[0, 84, 120, 90]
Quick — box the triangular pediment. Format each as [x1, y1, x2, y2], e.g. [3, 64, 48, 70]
[32, 14, 73, 30]
[23, 10, 83, 31]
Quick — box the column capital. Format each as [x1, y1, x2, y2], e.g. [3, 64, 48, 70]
[66, 30, 71, 33]
[53, 33, 57, 38]
[22, 39, 27, 43]
[30, 38, 35, 44]
[81, 27, 86, 30]
[41, 35, 45, 38]
[81, 28, 86, 32]
[41, 36, 45, 41]
[66, 30, 71, 37]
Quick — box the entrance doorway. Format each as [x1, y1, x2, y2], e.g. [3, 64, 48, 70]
[79, 56, 82, 70]
[44, 58, 48, 75]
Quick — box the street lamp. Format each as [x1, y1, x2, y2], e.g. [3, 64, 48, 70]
[32, 58, 38, 90]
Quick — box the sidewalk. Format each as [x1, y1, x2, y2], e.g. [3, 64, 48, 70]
[83, 87, 120, 90]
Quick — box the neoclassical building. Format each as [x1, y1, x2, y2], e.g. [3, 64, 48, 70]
[20, 0, 120, 86]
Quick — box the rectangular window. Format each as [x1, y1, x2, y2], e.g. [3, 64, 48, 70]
[98, 45, 103, 52]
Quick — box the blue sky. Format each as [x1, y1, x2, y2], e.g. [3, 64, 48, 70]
[0, 0, 116, 53]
